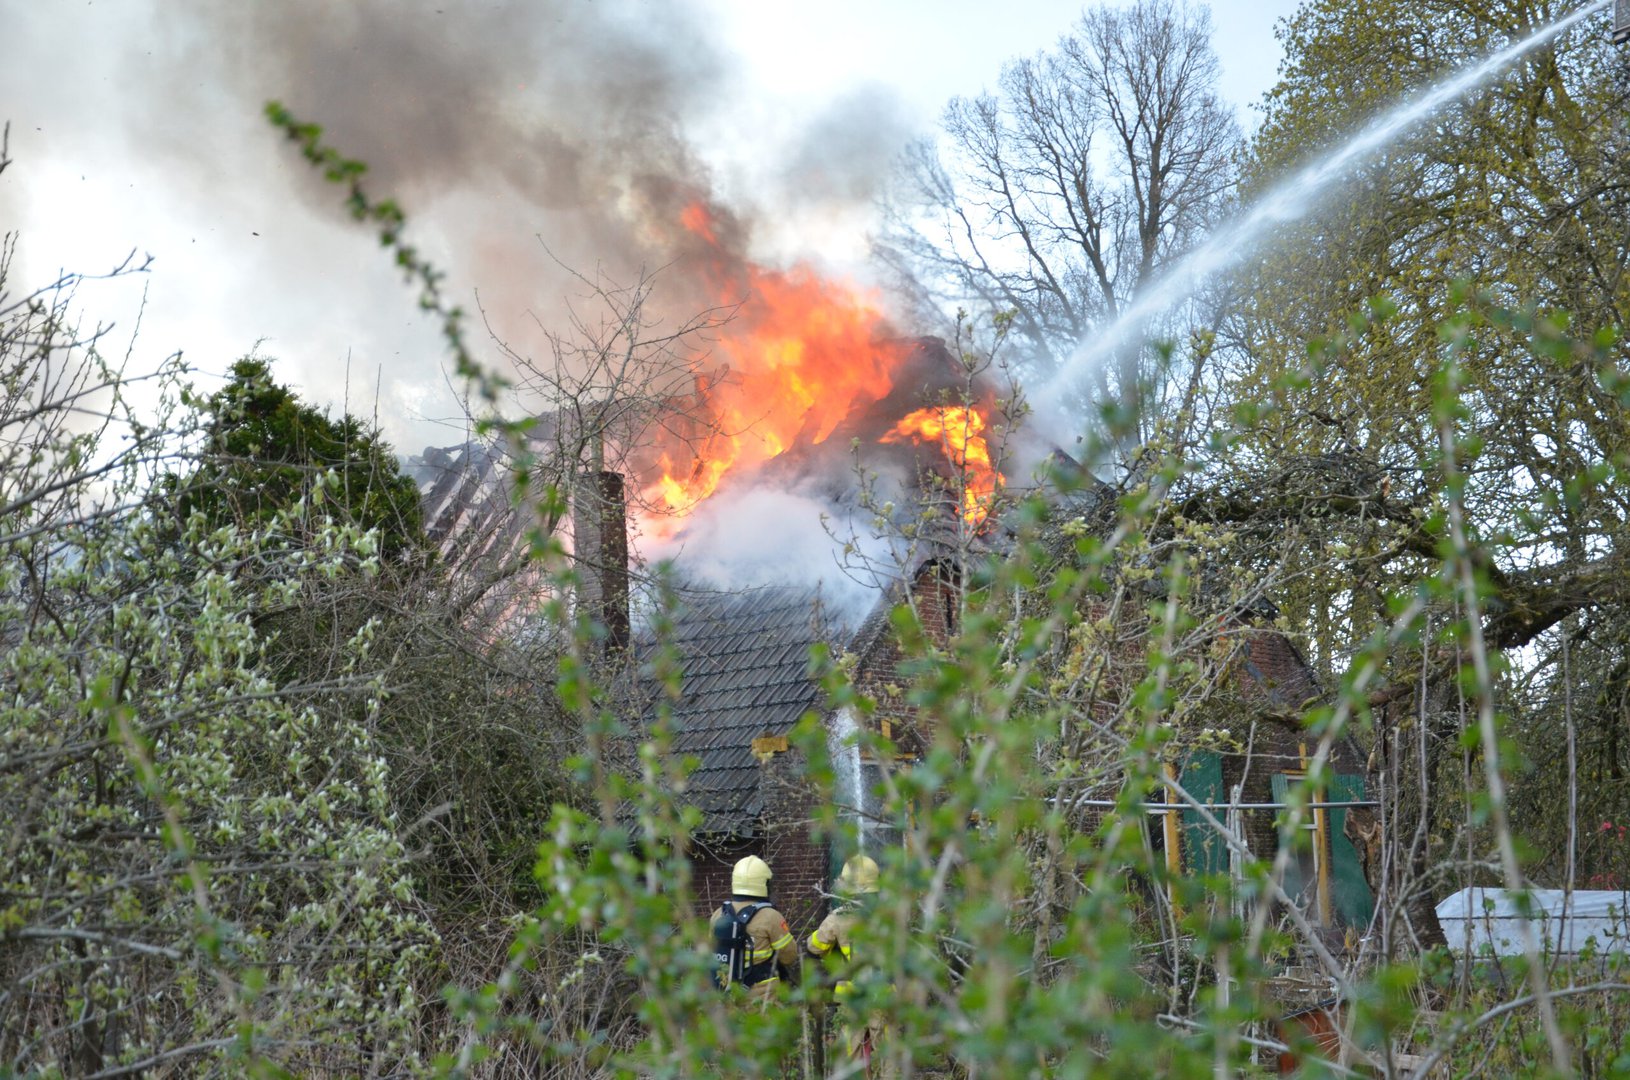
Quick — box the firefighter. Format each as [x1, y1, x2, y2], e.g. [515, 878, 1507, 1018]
[711, 855, 800, 1004]
[807, 854, 891, 1078]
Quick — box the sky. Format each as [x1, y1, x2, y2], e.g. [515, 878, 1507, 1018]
[0, 0, 1299, 460]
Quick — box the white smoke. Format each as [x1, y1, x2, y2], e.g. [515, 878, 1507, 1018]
[642, 479, 911, 629]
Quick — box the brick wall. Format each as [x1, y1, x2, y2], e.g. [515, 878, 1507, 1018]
[760, 744, 830, 934]
[686, 748, 831, 937]
[852, 558, 961, 756]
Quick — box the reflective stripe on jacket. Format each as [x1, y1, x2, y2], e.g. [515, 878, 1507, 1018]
[808, 908, 860, 998]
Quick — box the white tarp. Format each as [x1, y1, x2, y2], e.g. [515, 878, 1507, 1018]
[1436, 888, 1630, 956]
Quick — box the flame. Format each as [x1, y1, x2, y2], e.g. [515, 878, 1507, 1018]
[678, 202, 717, 245]
[881, 406, 1005, 524]
[640, 200, 1003, 529]
[646, 202, 903, 510]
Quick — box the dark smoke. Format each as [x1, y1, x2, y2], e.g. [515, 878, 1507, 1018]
[165, 1, 750, 320]
[124, 1, 915, 445]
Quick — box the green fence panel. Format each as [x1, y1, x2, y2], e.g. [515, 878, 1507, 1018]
[1328, 773, 1375, 929]
[1180, 750, 1227, 875]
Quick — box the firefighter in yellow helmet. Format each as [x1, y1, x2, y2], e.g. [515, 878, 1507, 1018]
[807, 854, 892, 1078]
[711, 855, 800, 1004]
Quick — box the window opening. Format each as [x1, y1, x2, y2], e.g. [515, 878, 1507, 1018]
[1272, 751, 1333, 926]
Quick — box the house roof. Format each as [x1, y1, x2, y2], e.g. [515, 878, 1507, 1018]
[548, 442, 1343, 838]
[1235, 629, 1324, 712]
[645, 584, 835, 835]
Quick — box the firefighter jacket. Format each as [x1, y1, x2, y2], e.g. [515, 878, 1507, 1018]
[807, 905, 867, 999]
[810, 903, 894, 1075]
[712, 900, 799, 1002]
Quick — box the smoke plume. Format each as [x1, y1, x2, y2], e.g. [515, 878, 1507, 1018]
[2, 0, 932, 596]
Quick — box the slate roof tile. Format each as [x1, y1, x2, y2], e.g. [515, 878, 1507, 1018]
[637, 584, 840, 835]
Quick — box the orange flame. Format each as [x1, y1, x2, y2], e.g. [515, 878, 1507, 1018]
[647, 203, 903, 509]
[678, 202, 717, 245]
[881, 406, 1005, 524]
[643, 200, 1003, 528]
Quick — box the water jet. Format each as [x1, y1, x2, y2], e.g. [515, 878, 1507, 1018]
[1034, 0, 1615, 449]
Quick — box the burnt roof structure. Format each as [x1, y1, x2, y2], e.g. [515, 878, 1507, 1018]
[410, 441, 516, 555]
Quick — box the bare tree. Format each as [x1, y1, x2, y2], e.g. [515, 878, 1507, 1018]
[408, 256, 733, 636]
[878, 0, 1240, 434]
[0, 241, 178, 550]
[489, 254, 732, 527]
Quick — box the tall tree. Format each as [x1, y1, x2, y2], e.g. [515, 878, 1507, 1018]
[1224, 0, 1630, 700]
[878, 0, 1241, 433]
[173, 357, 427, 563]
[1199, 0, 1630, 931]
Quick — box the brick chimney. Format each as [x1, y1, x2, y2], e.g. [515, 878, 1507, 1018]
[572, 468, 630, 652]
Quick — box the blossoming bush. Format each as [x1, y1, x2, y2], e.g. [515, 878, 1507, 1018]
[0, 271, 437, 1074]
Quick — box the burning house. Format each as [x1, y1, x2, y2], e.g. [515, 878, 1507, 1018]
[640, 556, 968, 933]
[406, 198, 1374, 941]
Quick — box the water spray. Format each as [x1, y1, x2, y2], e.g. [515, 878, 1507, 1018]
[1033, 0, 1614, 449]
[828, 708, 868, 853]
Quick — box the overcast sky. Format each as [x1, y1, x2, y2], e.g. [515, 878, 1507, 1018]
[0, 0, 1298, 455]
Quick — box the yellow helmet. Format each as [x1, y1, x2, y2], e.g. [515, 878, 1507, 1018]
[837, 854, 880, 896]
[732, 855, 773, 897]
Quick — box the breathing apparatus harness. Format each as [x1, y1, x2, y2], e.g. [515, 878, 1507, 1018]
[712, 899, 776, 990]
